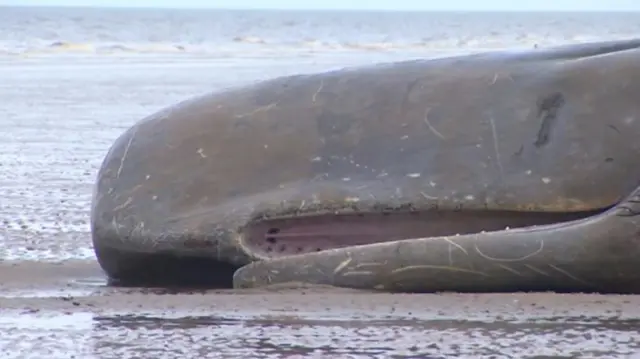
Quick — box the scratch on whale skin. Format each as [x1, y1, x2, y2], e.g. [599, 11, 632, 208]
[441, 236, 468, 256]
[474, 240, 544, 262]
[312, 80, 324, 103]
[341, 271, 375, 277]
[333, 257, 352, 274]
[423, 107, 446, 140]
[390, 265, 489, 277]
[234, 103, 277, 118]
[496, 263, 523, 276]
[116, 126, 139, 179]
[548, 264, 593, 287]
[488, 116, 504, 179]
[490, 72, 514, 85]
[525, 264, 550, 276]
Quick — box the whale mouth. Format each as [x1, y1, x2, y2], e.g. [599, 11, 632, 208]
[242, 208, 609, 258]
[101, 206, 611, 289]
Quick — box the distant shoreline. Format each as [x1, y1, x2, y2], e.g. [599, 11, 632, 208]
[1, 5, 639, 14]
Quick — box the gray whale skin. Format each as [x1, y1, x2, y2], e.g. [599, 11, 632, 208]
[91, 38, 640, 293]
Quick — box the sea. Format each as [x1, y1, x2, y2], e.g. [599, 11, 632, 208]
[1, 6, 640, 359]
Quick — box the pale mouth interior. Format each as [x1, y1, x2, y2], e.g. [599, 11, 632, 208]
[243, 208, 609, 258]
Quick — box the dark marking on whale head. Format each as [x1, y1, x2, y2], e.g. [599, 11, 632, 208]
[534, 92, 565, 148]
[608, 124, 621, 134]
[513, 144, 524, 158]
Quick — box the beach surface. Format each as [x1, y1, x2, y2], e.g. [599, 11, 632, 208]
[2, 260, 640, 358]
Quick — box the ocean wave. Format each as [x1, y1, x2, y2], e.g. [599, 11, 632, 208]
[233, 36, 266, 44]
[0, 35, 636, 58]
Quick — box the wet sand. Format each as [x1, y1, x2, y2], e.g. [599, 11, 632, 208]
[0, 260, 639, 358]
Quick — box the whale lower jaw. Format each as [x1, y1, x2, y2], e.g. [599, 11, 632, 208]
[99, 207, 609, 289]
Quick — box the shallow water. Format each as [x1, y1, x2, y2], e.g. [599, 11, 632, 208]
[2, 7, 640, 58]
[3, 312, 639, 358]
[2, 261, 640, 358]
[2, 6, 640, 359]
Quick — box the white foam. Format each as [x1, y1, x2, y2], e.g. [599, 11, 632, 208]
[1, 9, 638, 60]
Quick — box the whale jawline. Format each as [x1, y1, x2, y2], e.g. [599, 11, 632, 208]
[100, 207, 610, 289]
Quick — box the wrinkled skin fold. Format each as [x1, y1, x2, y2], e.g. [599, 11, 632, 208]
[92, 38, 640, 293]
